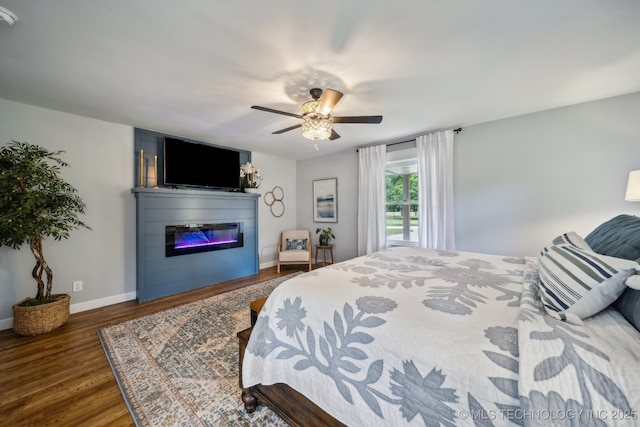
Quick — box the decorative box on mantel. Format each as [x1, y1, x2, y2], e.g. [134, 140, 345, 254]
[133, 187, 259, 302]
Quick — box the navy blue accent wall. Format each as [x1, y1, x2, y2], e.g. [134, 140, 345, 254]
[133, 128, 251, 189]
[133, 187, 259, 302]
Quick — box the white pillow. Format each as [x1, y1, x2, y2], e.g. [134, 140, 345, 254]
[538, 243, 640, 324]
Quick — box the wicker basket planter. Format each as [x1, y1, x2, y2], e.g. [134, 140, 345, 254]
[12, 294, 71, 336]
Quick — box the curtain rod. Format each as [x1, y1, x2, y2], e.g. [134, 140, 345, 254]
[367, 127, 463, 150]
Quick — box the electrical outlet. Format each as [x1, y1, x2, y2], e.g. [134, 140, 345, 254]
[72, 280, 83, 292]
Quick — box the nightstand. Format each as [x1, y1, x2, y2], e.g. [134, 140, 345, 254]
[315, 244, 334, 266]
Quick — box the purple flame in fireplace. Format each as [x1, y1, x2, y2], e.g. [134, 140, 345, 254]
[166, 223, 243, 257]
[174, 228, 237, 249]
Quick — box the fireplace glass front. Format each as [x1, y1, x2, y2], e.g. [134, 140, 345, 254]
[165, 222, 243, 257]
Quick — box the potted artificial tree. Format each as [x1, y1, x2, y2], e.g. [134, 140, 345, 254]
[0, 141, 90, 336]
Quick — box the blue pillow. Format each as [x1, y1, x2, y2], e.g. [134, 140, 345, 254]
[585, 214, 640, 260]
[286, 238, 307, 250]
[585, 215, 640, 331]
[616, 287, 640, 329]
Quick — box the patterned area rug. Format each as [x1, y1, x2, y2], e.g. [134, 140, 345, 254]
[98, 275, 299, 427]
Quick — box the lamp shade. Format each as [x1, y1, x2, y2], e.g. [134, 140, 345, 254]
[625, 170, 640, 201]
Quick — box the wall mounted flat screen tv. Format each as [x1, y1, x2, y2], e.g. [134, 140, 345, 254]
[163, 137, 240, 190]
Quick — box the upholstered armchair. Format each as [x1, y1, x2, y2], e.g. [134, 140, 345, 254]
[277, 230, 312, 273]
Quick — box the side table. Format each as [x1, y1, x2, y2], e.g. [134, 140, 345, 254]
[315, 244, 334, 266]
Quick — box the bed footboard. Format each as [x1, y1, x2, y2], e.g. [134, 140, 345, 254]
[237, 326, 346, 427]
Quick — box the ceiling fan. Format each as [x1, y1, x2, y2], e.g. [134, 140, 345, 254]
[251, 88, 383, 142]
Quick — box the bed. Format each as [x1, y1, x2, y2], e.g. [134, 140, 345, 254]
[239, 215, 640, 426]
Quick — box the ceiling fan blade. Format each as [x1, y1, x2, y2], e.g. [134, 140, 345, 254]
[316, 89, 343, 116]
[329, 129, 341, 140]
[251, 105, 302, 119]
[332, 115, 383, 124]
[272, 123, 302, 134]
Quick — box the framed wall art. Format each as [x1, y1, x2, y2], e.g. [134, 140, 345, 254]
[313, 178, 338, 223]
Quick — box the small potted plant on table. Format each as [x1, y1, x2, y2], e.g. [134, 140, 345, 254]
[315, 227, 335, 246]
[0, 141, 90, 336]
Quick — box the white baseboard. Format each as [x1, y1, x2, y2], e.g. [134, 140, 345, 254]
[69, 291, 137, 314]
[0, 291, 137, 332]
[259, 260, 277, 270]
[0, 318, 12, 331]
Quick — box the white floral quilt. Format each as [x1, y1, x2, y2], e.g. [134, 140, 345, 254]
[242, 247, 640, 426]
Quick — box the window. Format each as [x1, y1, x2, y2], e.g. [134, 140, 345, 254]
[386, 147, 418, 246]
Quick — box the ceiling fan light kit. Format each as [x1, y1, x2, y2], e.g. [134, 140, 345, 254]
[251, 88, 383, 147]
[301, 100, 320, 115]
[301, 118, 332, 141]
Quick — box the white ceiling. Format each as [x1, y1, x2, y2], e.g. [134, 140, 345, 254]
[1, 1, 639, 160]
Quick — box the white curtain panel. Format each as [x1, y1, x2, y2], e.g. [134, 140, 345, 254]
[416, 130, 456, 249]
[358, 144, 387, 256]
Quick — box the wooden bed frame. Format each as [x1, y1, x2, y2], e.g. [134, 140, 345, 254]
[237, 327, 346, 426]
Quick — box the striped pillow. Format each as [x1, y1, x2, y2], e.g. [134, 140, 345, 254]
[551, 231, 591, 250]
[538, 244, 640, 324]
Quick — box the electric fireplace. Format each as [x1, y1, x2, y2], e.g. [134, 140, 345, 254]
[165, 222, 243, 257]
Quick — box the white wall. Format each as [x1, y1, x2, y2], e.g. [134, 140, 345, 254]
[251, 152, 298, 268]
[300, 92, 640, 259]
[455, 91, 640, 256]
[0, 99, 137, 328]
[0, 100, 300, 330]
[296, 150, 359, 262]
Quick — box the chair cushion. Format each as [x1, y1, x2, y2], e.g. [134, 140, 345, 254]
[281, 230, 310, 246]
[279, 249, 310, 262]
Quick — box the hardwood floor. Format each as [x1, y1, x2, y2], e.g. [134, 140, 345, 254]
[0, 266, 306, 426]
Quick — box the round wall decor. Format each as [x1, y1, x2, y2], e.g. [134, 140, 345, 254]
[264, 186, 285, 217]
